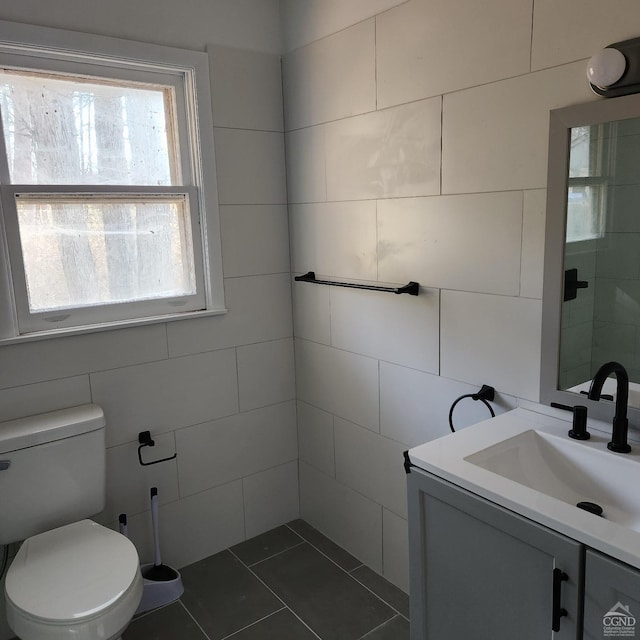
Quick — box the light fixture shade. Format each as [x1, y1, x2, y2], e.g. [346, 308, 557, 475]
[586, 36, 640, 97]
[586, 48, 627, 89]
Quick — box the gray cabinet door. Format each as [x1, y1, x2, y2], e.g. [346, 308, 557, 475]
[584, 549, 640, 640]
[408, 470, 582, 640]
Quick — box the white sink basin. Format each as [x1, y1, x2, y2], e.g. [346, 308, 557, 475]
[408, 407, 640, 570]
[464, 429, 640, 532]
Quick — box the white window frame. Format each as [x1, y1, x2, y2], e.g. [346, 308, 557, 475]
[0, 20, 226, 341]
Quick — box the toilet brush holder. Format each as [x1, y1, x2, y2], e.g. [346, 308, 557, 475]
[134, 487, 184, 615]
[135, 563, 184, 614]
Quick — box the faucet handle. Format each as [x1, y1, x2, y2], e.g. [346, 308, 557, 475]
[568, 405, 590, 440]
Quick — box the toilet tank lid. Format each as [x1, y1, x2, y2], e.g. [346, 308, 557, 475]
[0, 404, 105, 454]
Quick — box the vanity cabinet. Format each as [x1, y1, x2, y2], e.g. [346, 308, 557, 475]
[406, 409, 640, 640]
[408, 469, 582, 640]
[583, 550, 640, 640]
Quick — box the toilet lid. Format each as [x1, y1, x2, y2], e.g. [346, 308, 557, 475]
[5, 519, 139, 622]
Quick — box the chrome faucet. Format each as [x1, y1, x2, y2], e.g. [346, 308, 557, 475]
[587, 361, 631, 453]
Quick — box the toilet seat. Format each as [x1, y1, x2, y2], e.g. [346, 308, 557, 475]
[5, 520, 143, 640]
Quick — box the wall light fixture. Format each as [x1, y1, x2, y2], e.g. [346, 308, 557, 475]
[587, 36, 640, 97]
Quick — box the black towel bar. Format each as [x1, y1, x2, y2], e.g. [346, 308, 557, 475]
[294, 271, 419, 296]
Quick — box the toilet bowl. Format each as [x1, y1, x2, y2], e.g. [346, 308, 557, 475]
[0, 405, 144, 640]
[5, 520, 143, 640]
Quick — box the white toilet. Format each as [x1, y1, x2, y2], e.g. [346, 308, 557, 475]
[0, 405, 143, 640]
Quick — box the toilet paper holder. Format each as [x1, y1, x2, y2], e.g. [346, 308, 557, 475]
[137, 431, 177, 467]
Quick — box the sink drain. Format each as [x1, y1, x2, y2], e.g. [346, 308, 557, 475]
[576, 501, 604, 517]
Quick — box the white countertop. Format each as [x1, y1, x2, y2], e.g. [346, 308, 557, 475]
[408, 406, 640, 569]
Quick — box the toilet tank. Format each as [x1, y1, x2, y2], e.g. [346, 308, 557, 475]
[0, 404, 106, 545]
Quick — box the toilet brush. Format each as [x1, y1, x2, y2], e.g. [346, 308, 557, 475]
[142, 487, 178, 582]
[135, 487, 184, 614]
[118, 513, 128, 538]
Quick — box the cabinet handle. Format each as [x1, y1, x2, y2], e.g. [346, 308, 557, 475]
[552, 568, 569, 632]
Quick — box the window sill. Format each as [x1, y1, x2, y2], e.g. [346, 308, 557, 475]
[0, 308, 228, 346]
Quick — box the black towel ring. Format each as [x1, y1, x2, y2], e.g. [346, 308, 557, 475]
[448, 385, 496, 433]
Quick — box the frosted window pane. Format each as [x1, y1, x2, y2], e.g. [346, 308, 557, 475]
[0, 70, 177, 185]
[566, 185, 603, 243]
[569, 127, 592, 178]
[16, 196, 196, 312]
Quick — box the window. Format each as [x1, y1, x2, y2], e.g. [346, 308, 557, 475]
[0, 22, 224, 338]
[566, 124, 615, 243]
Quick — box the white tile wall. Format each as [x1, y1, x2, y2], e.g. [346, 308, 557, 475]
[596, 234, 640, 279]
[280, 0, 408, 53]
[292, 280, 331, 345]
[142, 480, 245, 569]
[290, 201, 377, 280]
[282, 20, 376, 130]
[220, 205, 290, 277]
[101, 432, 179, 523]
[606, 186, 640, 233]
[237, 338, 296, 411]
[521, 190, 547, 299]
[209, 45, 283, 131]
[214, 128, 287, 205]
[531, 0, 640, 71]
[91, 349, 240, 447]
[0, 0, 281, 55]
[594, 279, 640, 325]
[441, 62, 594, 194]
[592, 322, 640, 380]
[299, 461, 383, 572]
[380, 362, 518, 447]
[282, 0, 640, 600]
[167, 273, 293, 356]
[441, 290, 543, 400]
[334, 417, 408, 518]
[243, 461, 300, 538]
[610, 125, 640, 186]
[175, 401, 297, 497]
[0, 324, 167, 389]
[297, 401, 335, 477]
[0, 375, 91, 422]
[324, 98, 441, 200]
[592, 322, 636, 372]
[295, 339, 380, 432]
[376, 0, 532, 108]
[330, 286, 439, 373]
[563, 244, 597, 332]
[285, 126, 327, 204]
[377, 193, 523, 295]
[382, 509, 409, 592]
[560, 321, 595, 377]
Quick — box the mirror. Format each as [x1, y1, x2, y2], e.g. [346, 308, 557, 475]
[541, 93, 640, 425]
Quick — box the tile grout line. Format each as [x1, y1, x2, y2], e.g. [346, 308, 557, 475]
[356, 614, 401, 640]
[130, 599, 176, 623]
[228, 547, 324, 640]
[284, 523, 409, 621]
[218, 606, 288, 640]
[348, 575, 410, 622]
[246, 540, 307, 568]
[228, 547, 291, 612]
[284, 523, 361, 574]
[178, 599, 214, 640]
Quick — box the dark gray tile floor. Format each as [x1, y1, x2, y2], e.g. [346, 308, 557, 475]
[123, 520, 409, 640]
